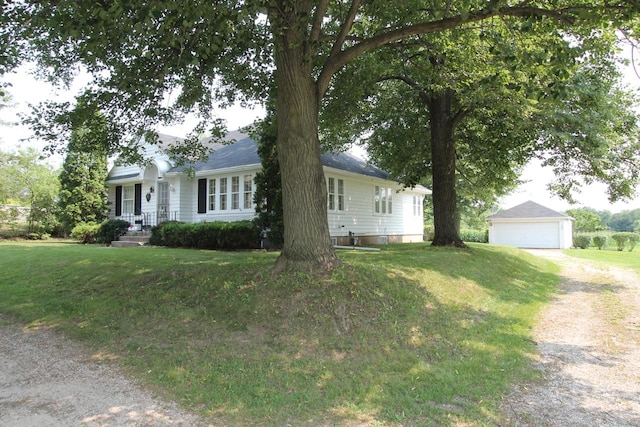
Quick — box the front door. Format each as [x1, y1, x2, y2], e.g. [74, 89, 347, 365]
[157, 182, 170, 224]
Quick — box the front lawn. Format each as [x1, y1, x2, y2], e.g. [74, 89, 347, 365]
[0, 241, 560, 426]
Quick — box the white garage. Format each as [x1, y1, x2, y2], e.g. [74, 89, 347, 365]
[487, 201, 573, 249]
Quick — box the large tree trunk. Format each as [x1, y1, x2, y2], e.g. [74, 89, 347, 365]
[270, 10, 341, 274]
[430, 90, 465, 247]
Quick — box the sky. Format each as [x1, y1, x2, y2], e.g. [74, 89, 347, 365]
[2, 58, 640, 215]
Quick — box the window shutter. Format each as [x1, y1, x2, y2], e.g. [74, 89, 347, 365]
[115, 186, 122, 216]
[134, 183, 142, 215]
[197, 179, 207, 213]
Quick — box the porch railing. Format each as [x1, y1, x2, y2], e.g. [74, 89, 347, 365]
[116, 211, 178, 230]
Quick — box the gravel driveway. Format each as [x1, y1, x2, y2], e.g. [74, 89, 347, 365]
[0, 316, 206, 426]
[502, 249, 640, 426]
[1, 250, 639, 426]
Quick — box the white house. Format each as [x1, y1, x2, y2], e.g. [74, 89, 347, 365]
[106, 132, 430, 246]
[487, 200, 573, 249]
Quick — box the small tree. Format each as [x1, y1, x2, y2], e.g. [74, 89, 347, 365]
[610, 232, 638, 251]
[253, 113, 284, 247]
[592, 235, 607, 250]
[57, 113, 109, 235]
[573, 235, 591, 249]
[0, 149, 60, 237]
[566, 208, 606, 233]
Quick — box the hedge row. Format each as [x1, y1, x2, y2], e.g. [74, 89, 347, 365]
[151, 220, 261, 250]
[573, 232, 639, 251]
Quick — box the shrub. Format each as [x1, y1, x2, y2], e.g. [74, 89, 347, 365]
[460, 229, 488, 243]
[610, 232, 639, 251]
[149, 221, 181, 246]
[71, 222, 101, 244]
[27, 232, 50, 240]
[573, 235, 591, 249]
[423, 226, 434, 242]
[155, 221, 261, 250]
[592, 235, 607, 250]
[96, 219, 131, 244]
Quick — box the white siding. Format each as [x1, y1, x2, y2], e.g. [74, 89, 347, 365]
[325, 170, 426, 242]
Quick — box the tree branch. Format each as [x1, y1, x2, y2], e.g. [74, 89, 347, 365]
[310, 0, 330, 45]
[377, 75, 431, 104]
[317, 5, 590, 96]
[328, 0, 362, 59]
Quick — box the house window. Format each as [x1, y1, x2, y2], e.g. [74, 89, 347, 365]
[413, 195, 422, 217]
[244, 175, 253, 209]
[208, 179, 216, 211]
[375, 185, 393, 215]
[122, 185, 134, 214]
[328, 177, 344, 211]
[231, 176, 240, 210]
[220, 177, 228, 210]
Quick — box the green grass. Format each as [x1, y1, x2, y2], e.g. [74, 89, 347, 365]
[564, 247, 640, 273]
[0, 241, 560, 426]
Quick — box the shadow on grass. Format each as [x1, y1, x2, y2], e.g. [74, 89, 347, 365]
[0, 242, 558, 426]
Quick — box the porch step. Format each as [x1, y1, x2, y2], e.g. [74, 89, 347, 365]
[110, 231, 151, 247]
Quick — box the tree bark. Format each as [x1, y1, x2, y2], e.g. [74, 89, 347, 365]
[429, 90, 465, 247]
[270, 8, 341, 274]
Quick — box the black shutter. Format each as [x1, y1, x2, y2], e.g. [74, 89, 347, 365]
[197, 179, 207, 213]
[115, 186, 122, 216]
[134, 183, 142, 215]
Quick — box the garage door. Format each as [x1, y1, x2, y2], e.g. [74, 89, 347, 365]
[492, 222, 560, 248]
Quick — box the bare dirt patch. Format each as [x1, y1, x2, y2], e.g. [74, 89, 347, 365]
[501, 250, 640, 426]
[0, 317, 207, 427]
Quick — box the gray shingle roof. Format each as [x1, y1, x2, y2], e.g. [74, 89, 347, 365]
[169, 137, 389, 179]
[488, 201, 570, 219]
[106, 172, 140, 182]
[321, 150, 388, 179]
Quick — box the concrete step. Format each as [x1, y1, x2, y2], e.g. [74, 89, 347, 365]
[111, 231, 151, 247]
[118, 235, 151, 243]
[110, 240, 145, 248]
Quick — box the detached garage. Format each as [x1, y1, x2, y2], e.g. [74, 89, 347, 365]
[487, 201, 573, 249]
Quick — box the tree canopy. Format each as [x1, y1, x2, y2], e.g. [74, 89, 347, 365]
[4, 0, 640, 271]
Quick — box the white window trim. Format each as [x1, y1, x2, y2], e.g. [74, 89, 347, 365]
[374, 185, 393, 216]
[202, 174, 256, 212]
[208, 178, 216, 211]
[327, 176, 345, 212]
[244, 174, 253, 210]
[123, 185, 134, 214]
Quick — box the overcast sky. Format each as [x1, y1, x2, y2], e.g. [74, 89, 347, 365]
[2, 57, 639, 214]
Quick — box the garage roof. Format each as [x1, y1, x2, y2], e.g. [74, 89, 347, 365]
[488, 201, 571, 220]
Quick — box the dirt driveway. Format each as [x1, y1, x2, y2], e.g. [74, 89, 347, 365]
[1, 250, 639, 426]
[502, 249, 640, 426]
[0, 317, 207, 427]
